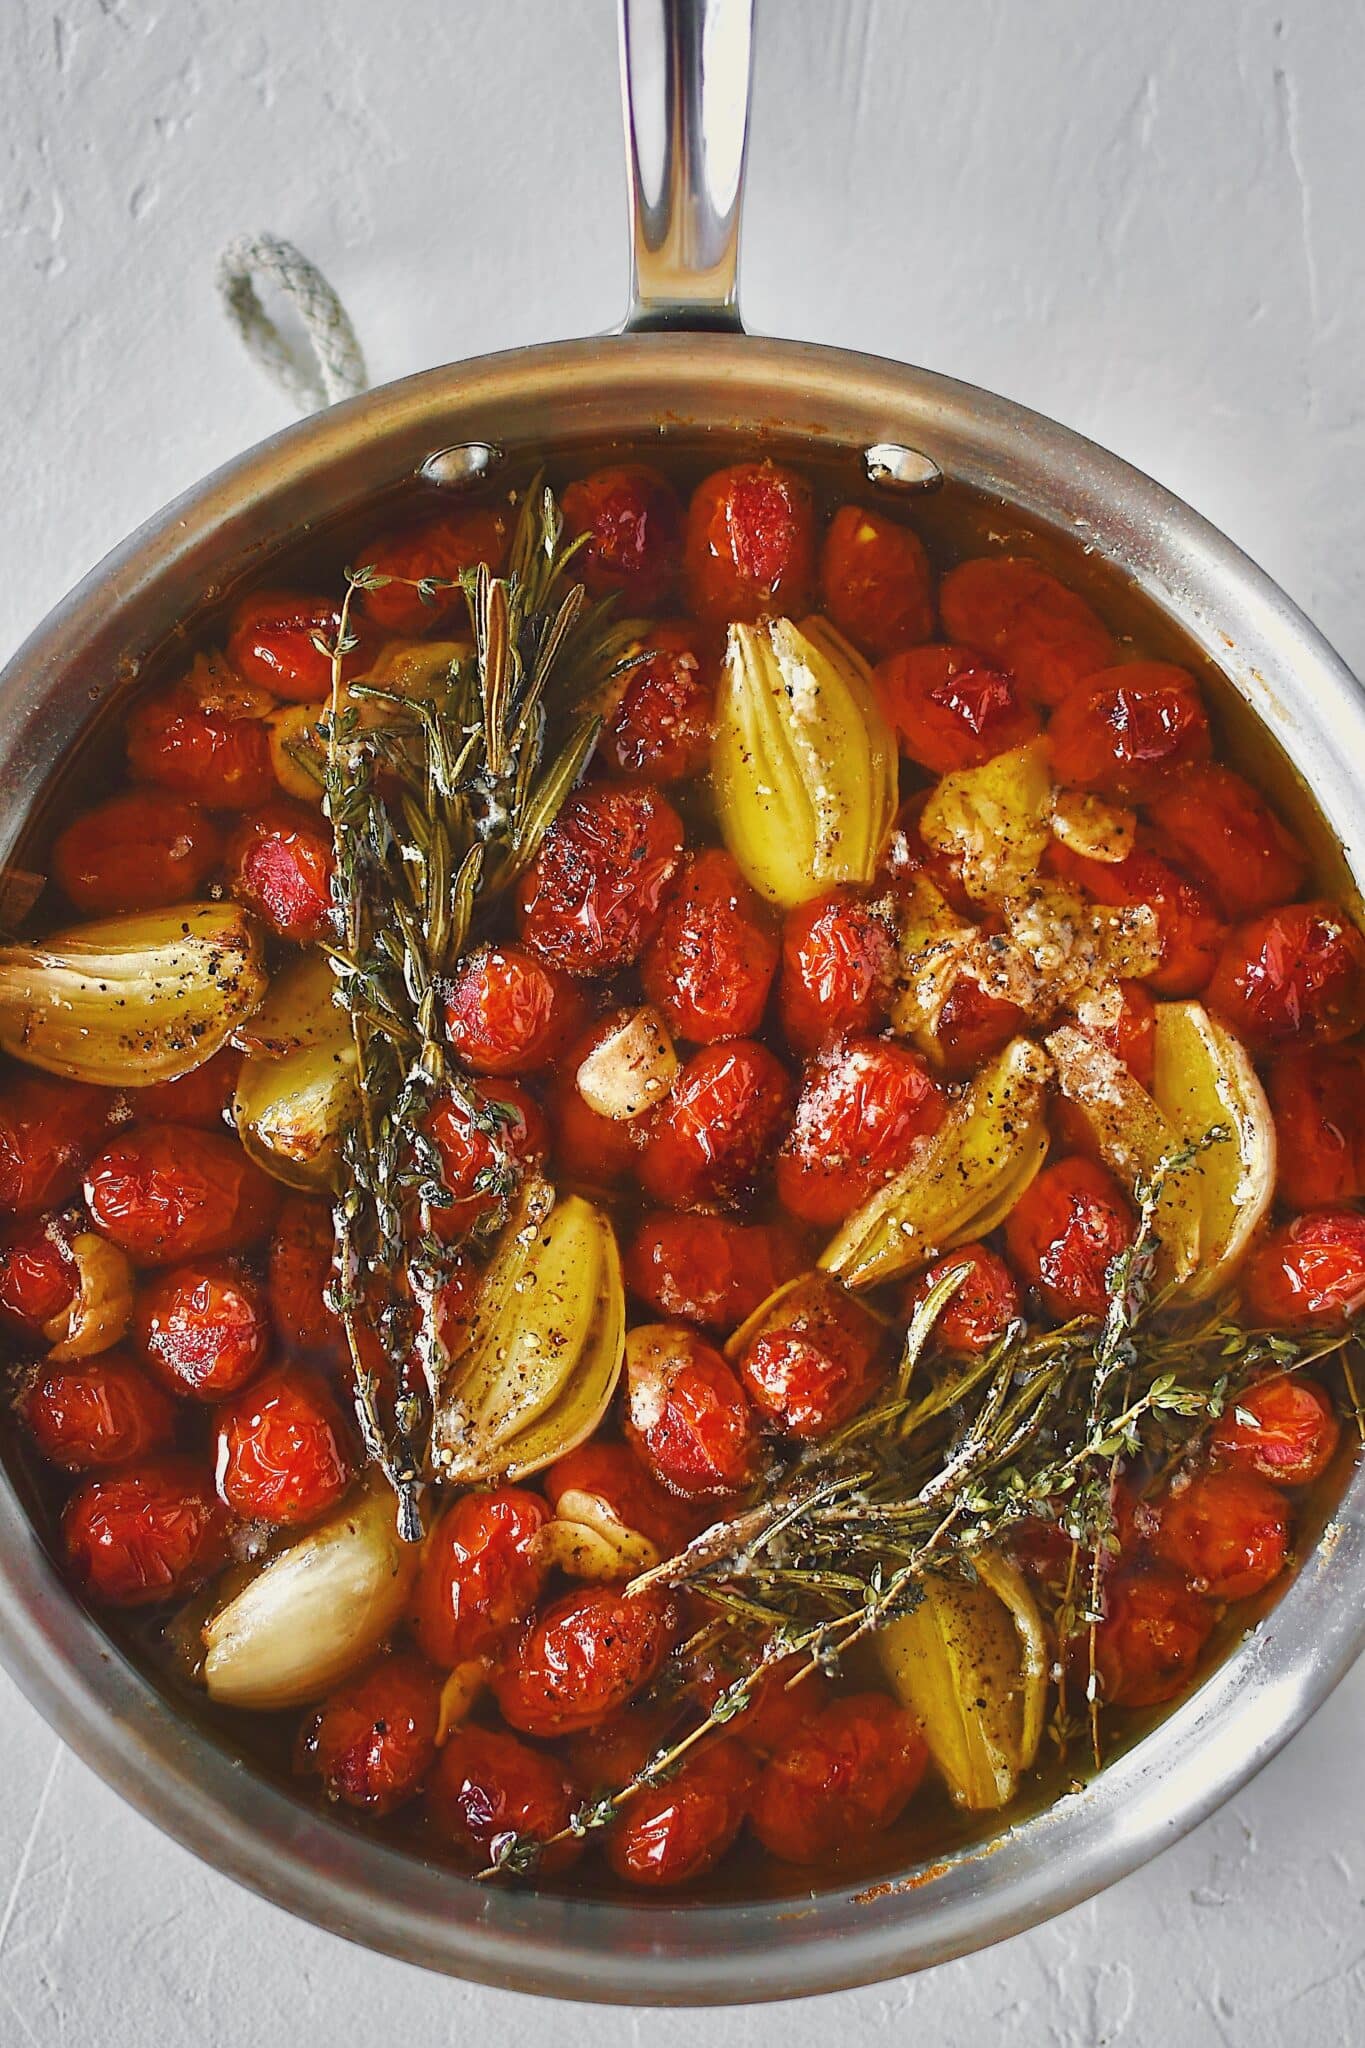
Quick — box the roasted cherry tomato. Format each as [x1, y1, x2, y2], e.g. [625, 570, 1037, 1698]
[225, 589, 339, 701]
[134, 1259, 269, 1399]
[749, 1692, 928, 1866]
[624, 1325, 760, 1498]
[1206, 901, 1365, 1049]
[640, 849, 779, 1044]
[778, 887, 896, 1055]
[930, 969, 1031, 1080]
[1092, 1568, 1216, 1708]
[1243, 1208, 1365, 1328]
[549, 1018, 643, 1188]
[735, 1273, 886, 1440]
[1266, 1047, 1365, 1208]
[125, 674, 275, 808]
[819, 504, 935, 657]
[0, 1076, 111, 1216]
[84, 1124, 279, 1267]
[424, 1079, 549, 1240]
[51, 791, 223, 916]
[775, 1035, 943, 1228]
[268, 1194, 344, 1357]
[1069, 979, 1157, 1090]
[1211, 1374, 1340, 1487]
[492, 1584, 677, 1738]
[354, 507, 509, 634]
[684, 461, 815, 625]
[1047, 843, 1221, 996]
[1153, 1467, 1290, 1599]
[20, 1350, 175, 1470]
[0, 1218, 77, 1334]
[1004, 1155, 1135, 1320]
[1047, 663, 1210, 800]
[427, 1724, 581, 1873]
[297, 1650, 441, 1814]
[411, 1486, 550, 1668]
[689, 1650, 835, 1760]
[874, 643, 1040, 774]
[937, 555, 1115, 706]
[226, 801, 335, 943]
[604, 622, 717, 783]
[443, 943, 585, 1076]
[62, 1455, 232, 1607]
[624, 1211, 805, 1330]
[544, 1441, 703, 1553]
[214, 1363, 353, 1526]
[516, 783, 685, 978]
[605, 1738, 754, 1887]
[906, 1242, 1020, 1352]
[136, 1046, 242, 1130]
[562, 464, 683, 605]
[639, 1039, 792, 1210]
[565, 1697, 682, 1793]
[1145, 763, 1307, 918]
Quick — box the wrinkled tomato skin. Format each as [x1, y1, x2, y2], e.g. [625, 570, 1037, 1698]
[354, 508, 509, 633]
[906, 1243, 1020, 1353]
[214, 1364, 354, 1527]
[84, 1124, 279, 1267]
[1211, 1374, 1340, 1488]
[134, 1259, 270, 1400]
[1047, 663, 1210, 800]
[268, 1194, 344, 1358]
[776, 1036, 944, 1228]
[931, 970, 1031, 1080]
[0, 1077, 112, 1217]
[605, 1739, 755, 1887]
[1004, 1155, 1135, 1320]
[137, 1046, 241, 1130]
[492, 1584, 678, 1738]
[544, 1441, 703, 1552]
[1153, 1467, 1290, 1599]
[125, 681, 276, 809]
[52, 791, 224, 916]
[1206, 902, 1365, 1050]
[641, 849, 779, 1045]
[21, 1350, 176, 1470]
[443, 943, 585, 1076]
[819, 504, 935, 658]
[516, 783, 685, 978]
[549, 1020, 642, 1188]
[298, 1651, 441, 1815]
[778, 888, 896, 1055]
[937, 555, 1116, 707]
[605, 622, 718, 784]
[639, 1039, 793, 1211]
[425, 1080, 550, 1239]
[1092, 1569, 1216, 1708]
[1243, 1208, 1365, 1328]
[562, 465, 683, 606]
[1267, 1047, 1365, 1208]
[684, 462, 815, 625]
[624, 1211, 805, 1330]
[411, 1487, 550, 1668]
[1047, 843, 1221, 996]
[226, 801, 335, 943]
[427, 1724, 582, 1874]
[225, 589, 339, 701]
[0, 1219, 76, 1334]
[62, 1455, 232, 1607]
[1145, 763, 1307, 918]
[749, 1693, 929, 1866]
[874, 643, 1040, 774]
[736, 1275, 886, 1440]
[624, 1327, 760, 1498]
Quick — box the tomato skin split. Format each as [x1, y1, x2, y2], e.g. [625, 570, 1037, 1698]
[1004, 1156, 1135, 1320]
[684, 462, 816, 625]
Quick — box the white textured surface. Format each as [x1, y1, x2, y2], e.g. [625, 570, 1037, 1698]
[2, 0, 1364, 2039]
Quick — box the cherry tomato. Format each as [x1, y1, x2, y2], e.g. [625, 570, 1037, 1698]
[134, 1259, 269, 1399]
[1153, 1467, 1289, 1599]
[214, 1363, 353, 1526]
[819, 504, 935, 657]
[425, 1079, 549, 1240]
[226, 801, 335, 942]
[1047, 843, 1220, 996]
[906, 1243, 1020, 1352]
[125, 678, 275, 808]
[605, 1738, 754, 1887]
[268, 1194, 344, 1358]
[775, 1035, 944, 1228]
[411, 1487, 550, 1668]
[544, 1442, 703, 1553]
[874, 643, 1040, 774]
[749, 1692, 929, 1865]
[736, 1272, 886, 1439]
[640, 849, 779, 1044]
[937, 556, 1116, 707]
[562, 464, 683, 605]
[0, 1076, 112, 1216]
[1206, 901, 1365, 1049]
[492, 1584, 677, 1738]
[565, 1698, 681, 1793]
[695, 1651, 835, 1759]
[778, 887, 896, 1055]
[624, 1211, 805, 1330]
[84, 1124, 279, 1266]
[624, 1325, 760, 1498]
[1145, 763, 1307, 918]
[1092, 1568, 1216, 1708]
[684, 462, 815, 625]
[1047, 663, 1210, 800]
[1004, 1156, 1134, 1320]
[604, 622, 717, 783]
[21, 1350, 175, 1470]
[516, 783, 685, 978]
[427, 1724, 581, 1873]
[930, 969, 1031, 1080]
[354, 507, 509, 634]
[1267, 1047, 1365, 1208]
[549, 1018, 643, 1188]
[639, 1039, 793, 1210]
[1243, 1208, 1365, 1328]
[225, 589, 339, 700]
[297, 1650, 441, 1814]
[443, 943, 585, 1076]
[1068, 979, 1157, 1090]
[62, 1455, 232, 1606]
[136, 1046, 242, 1130]
[51, 791, 224, 916]
[1211, 1374, 1340, 1487]
[0, 1218, 77, 1334]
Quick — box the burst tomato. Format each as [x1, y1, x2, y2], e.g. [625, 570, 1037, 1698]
[778, 887, 896, 1055]
[624, 1325, 760, 1498]
[1153, 1467, 1290, 1599]
[1145, 763, 1307, 918]
[874, 643, 1040, 774]
[749, 1693, 928, 1865]
[516, 783, 685, 978]
[775, 1036, 943, 1228]
[492, 1584, 677, 1738]
[84, 1124, 279, 1266]
[735, 1273, 886, 1439]
[937, 555, 1115, 706]
[639, 1039, 792, 1210]
[1266, 1047, 1365, 1208]
[443, 943, 585, 1076]
[411, 1486, 550, 1668]
[51, 791, 223, 916]
[268, 1194, 344, 1357]
[1092, 1568, 1216, 1708]
[624, 1211, 805, 1330]
[225, 589, 339, 700]
[1048, 843, 1221, 996]
[684, 461, 815, 625]
[1210, 1374, 1340, 1487]
[21, 1350, 175, 1470]
[214, 1364, 353, 1526]
[428, 1724, 581, 1873]
[136, 1046, 241, 1130]
[640, 849, 779, 1044]
[298, 1650, 441, 1814]
[0, 1076, 112, 1217]
[604, 622, 717, 783]
[1047, 662, 1210, 800]
[125, 679, 275, 808]
[425, 1080, 550, 1240]
[906, 1242, 1020, 1352]
[605, 1739, 754, 1887]
[1242, 1208, 1365, 1328]
[226, 801, 335, 943]
[134, 1259, 270, 1399]
[0, 1218, 76, 1334]
[1004, 1156, 1134, 1320]
[62, 1455, 232, 1606]
[562, 464, 683, 605]
[1206, 902, 1365, 1049]
[819, 504, 935, 657]
[354, 507, 509, 633]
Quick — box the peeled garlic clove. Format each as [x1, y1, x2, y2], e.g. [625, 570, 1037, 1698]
[539, 1490, 662, 1581]
[436, 1657, 491, 1744]
[712, 616, 897, 907]
[41, 1232, 133, 1361]
[1151, 1001, 1274, 1300]
[349, 638, 469, 720]
[0, 902, 269, 1086]
[919, 739, 1053, 907]
[1050, 788, 1136, 864]
[575, 1006, 678, 1120]
[231, 951, 341, 1059]
[202, 1478, 419, 1710]
[264, 703, 328, 804]
[233, 1030, 358, 1191]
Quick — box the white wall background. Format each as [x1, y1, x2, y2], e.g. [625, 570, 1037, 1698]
[2, 0, 1363, 2040]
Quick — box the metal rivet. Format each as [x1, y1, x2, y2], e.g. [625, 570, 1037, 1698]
[419, 442, 504, 487]
[864, 442, 944, 493]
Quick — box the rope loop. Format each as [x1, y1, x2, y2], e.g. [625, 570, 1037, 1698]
[216, 232, 368, 414]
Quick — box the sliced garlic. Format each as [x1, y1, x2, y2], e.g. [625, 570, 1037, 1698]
[1050, 789, 1136, 864]
[41, 1233, 133, 1361]
[576, 1006, 678, 1121]
[539, 1490, 662, 1581]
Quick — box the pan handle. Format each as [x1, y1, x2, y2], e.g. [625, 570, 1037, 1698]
[618, 0, 753, 333]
